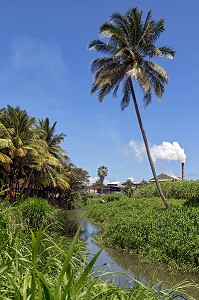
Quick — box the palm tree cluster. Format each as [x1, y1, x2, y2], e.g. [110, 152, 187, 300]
[89, 7, 175, 208]
[0, 105, 88, 202]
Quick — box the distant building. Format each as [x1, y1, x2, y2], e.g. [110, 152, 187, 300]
[88, 181, 124, 194]
[149, 173, 180, 183]
[107, 181, 124, 188]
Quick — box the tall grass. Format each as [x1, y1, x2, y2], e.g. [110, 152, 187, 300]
[0, 197, 197, 299]
[0, 224, 196, 299]
[134, 180, 199, 199]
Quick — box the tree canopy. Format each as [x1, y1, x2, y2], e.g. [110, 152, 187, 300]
[0, 105, 88, 205]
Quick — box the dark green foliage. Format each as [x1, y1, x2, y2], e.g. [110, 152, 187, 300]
[86, 197, 199, 272]
[55, 209, 77, 236]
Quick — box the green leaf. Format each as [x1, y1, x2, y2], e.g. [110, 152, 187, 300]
[54, 226, 81, 299]
[73, 249, 102, 295]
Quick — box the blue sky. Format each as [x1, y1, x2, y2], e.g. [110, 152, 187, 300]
[0, 0, 198, 183]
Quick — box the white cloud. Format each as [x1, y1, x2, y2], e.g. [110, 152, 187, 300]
[88, 176, 111, 185]
[88, 176, 98, 185]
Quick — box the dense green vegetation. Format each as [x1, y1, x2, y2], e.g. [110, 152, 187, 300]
[0, 197, 195, 299]
[0, 105, 89, 207]
[85, 194, 199, 273]
[134, 180, 199, 200]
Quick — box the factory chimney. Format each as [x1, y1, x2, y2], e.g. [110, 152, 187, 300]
[182, 163, 185, 180]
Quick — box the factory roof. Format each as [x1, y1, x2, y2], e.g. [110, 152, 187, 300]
[149, 173, 179, 182]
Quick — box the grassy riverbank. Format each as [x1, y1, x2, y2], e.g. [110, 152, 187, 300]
[85, 195, 199, 273]
[0, 197, 197, 299]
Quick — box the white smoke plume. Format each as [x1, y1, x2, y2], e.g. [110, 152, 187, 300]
[129, 140, 186, 163]
[150, 142, 186, 163]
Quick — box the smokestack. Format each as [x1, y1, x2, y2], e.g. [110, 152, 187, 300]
[182, 163, 185, 180]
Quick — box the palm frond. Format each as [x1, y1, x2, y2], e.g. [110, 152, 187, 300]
[93, 64, 127, 102]
[110, 12, 130, 39]
[90, 57, 118, 74]
[142, 9, 152, 32]
[0, 152, 12, 165]
[120, 78, 131, 110]
[144, 62, 167, 99]
[88, 40, 117, 55]
[147, 19, 165, 44]
[99, 23, 127, 46]
[158, 46, 175, 59]
[143, 92, 152, 108]
[127, 7, 143, 46]
[145, 61, 168, 82]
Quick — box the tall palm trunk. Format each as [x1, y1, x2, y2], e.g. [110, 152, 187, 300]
[99, 176, 104, 185]
[129, 80, 170, 208]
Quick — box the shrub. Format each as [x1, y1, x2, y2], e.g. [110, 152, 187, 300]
[17, 197, 56, 230]
[103, 193, 126, 202]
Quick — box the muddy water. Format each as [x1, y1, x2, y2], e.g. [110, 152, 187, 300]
[69, 209, 199, 298]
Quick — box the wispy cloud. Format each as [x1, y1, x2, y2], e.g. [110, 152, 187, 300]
[11, 36, 68, 79]
[0, 35, 71, 115]
[129, 140, 146, 161]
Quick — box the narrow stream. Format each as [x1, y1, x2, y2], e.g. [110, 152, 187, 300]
[69, 209, 199, 298]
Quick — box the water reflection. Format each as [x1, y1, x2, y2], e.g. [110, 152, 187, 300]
[69, 209, 199, 298]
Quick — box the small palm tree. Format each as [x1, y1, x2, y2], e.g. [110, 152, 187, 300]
[97, 165, 108, 185]
[122, 179, 134, 198]
[88, 7, 175, 208]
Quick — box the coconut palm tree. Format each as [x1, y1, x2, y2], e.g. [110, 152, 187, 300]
[0, 106, 35, 191]
[88, 7, 175, 208]
[36, 117, 67, 163]
[34, 118, 69, 194]
[97, 165, 108, 185]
